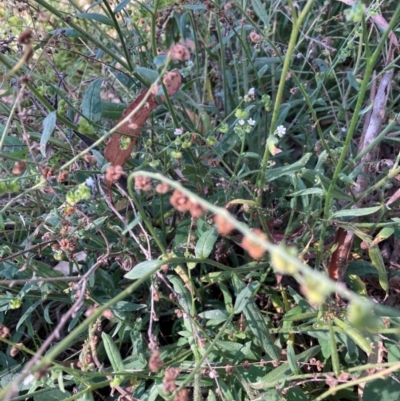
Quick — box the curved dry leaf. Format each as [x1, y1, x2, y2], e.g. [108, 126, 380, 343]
[105, 70, 182, 179]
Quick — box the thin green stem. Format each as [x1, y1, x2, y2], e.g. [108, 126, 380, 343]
[315, 362, 400, 401]
[151, 0, 160, 59]
[0, 87, 22, 152]
[0, 263, 162, 400]
[168, 314, 234, 400]
[127, 179, 167, 257]
[256, 0, 315, 204]
[317, 3, 400, 267]
[101, 0, 134, 71]
[34, 0, 131, 71]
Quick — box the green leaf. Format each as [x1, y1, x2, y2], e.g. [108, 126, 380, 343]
[251, 346, 321, 389]
[252, 0, 269, 26]
[82, 78, 103, 123]
[76, 13, 114, 26]
[198, 309, 229, 320]
[372, 303, 400, 319]
[234, 282, 256, 314]
[301, 169, 353, 201]
[332, 205, 381, 218]
[101, 102, 126, 120]
[266, 153, 311, 181]
[122, 215, 142, 235]
[40, 111, 57, 157]
[287, 388, 310, 401]
[287, 342, 300, 375]
[289, 188, 325, 197]
[111, 301, 146, 319]
[347, 71, 360, 90]
[154, 55, 167, 69]
[232, 275, 278, 359]
[135, 67, 158, 85]
[50, 28, 80, 37]
[195, 227, 218, 258]
[102, 332, 124, 372]
[17, 299, 41, 331]
[333, 317, 371, 354]
[368, 245, 389, 294]
[114, 0, 132, 13]
[329, 324, 340, 377]
[167, 275, 193, 315]
[200, 271, 232, 283]
[362, 379, 400, 401]
[124, 260, 163, 280]
[34, 388, 71, 401]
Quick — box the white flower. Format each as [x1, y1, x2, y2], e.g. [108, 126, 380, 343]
[275, 125, 286, 137]
[23, 374, 34, 386]
[174, 127, 184, 136]
[85, 177, 95, 187]
[238, 119, 245, 125]
[243, 95, 250, 102]
[248, 118, 256, 126]
[248, 87, 255, 96]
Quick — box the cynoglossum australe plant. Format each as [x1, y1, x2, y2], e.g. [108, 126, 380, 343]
[1, 0, 400, 400]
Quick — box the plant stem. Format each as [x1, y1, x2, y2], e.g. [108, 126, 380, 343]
[316, 3, 400, 267]
[256, 0, 315, 205]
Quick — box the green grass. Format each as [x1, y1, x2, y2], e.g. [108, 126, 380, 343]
[1, 0, 400, 400]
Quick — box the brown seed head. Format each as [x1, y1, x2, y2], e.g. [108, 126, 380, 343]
[163, 368, 179, 393]
[149, 350, 163, 372]
[42, 166, 55, 179]
[10, 343, 23, 357]
[84, 154, 97, 164]
[64, 206, 75, 216]
[18, 29, 33, 45]
[57, 170, 69, 182]
[12, 160, 26, 175]
[105, 165, 123, 182]
[189, 203, 205, 219]
[135, 175, 152, 191]
[170, 190, 192, 212]
[214, 213, 235, 236]
[176, 388, 189, 401]
[241, 228, 268, 260]
[156, 182, 170, 194]
[0, 324, 10, 338]
[249, 31, 262, 43]
[169, 43, 190, 62]
[102, 309, 115, 320]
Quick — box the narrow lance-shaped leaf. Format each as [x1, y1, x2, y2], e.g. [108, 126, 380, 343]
[102, 332, 124, 372]
[368, 245, 389, 294]
[124, 259, 165, 280]
[232, 275, 279, 359]
[82, 78, 103, 123]
[40, 111, 57, 157]
[76, 13, 114, 26]
[195, 227, 218, 259]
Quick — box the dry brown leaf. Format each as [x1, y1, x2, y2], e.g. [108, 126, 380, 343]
[105, 70, 182, 184]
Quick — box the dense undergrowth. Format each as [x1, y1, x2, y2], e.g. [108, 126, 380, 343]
[1, 0, 400, 400]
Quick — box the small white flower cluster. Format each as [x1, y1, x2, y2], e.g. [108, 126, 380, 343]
[174, 127, 184, 136]
[238, 118, 256, 126]
[274, 125, 286, 137]
[243, 87, 256, 102]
